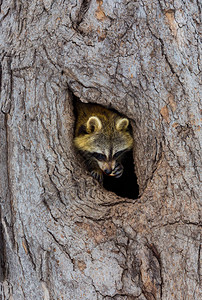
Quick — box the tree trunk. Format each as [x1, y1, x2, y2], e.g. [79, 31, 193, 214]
[0, 0, 201, 299]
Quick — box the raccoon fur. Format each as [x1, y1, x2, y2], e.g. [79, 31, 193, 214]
[74, 101, 133, 182]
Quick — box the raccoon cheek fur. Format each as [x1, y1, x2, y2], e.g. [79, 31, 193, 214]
[111, 162, 123, 178]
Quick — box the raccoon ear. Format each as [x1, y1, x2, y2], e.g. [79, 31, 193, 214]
[86, 116, 102, 133]
[116, 118, 129, 131]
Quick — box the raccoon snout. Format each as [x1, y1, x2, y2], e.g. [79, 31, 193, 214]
[104, 168, 112, 175]
[98, 161, 116, 175]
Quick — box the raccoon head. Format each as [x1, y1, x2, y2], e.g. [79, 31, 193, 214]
[74, 115, 133, 176]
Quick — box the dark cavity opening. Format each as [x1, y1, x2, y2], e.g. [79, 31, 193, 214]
[72, 94, 139, 200]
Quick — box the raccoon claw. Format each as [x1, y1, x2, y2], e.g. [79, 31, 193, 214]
[90, 170, 103, 183]
[112, 163, 123, 178]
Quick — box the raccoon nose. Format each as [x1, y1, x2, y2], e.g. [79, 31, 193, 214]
[104, 168, 112, 175]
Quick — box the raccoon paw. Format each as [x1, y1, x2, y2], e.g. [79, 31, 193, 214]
[90, 170, 103, 183]
[112, 162, 123, 178]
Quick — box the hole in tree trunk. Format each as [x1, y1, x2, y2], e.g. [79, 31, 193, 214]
[72, 94, 139, 200]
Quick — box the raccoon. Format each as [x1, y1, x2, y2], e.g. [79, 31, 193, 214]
[74, 101, 133, 182]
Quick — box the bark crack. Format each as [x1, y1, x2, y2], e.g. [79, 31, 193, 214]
[0, 8, 10, 24]
[146, 242, 163, 299]
[1, 280, 13, 300]
[42, 45, 60, 71]
[70, 0, 92, 34]
[47, 230, 75, 268]
[197, 243, 201, 285]
[42, 195, 59, 223]
[23, 234, 37, 271]
[76, 0, 92, 28]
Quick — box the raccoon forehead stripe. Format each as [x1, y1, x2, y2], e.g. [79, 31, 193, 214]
[104, 149, 110, 160]
[109, 147, 113, 160]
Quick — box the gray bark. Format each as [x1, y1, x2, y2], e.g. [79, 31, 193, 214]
[0, 0, 201, 299]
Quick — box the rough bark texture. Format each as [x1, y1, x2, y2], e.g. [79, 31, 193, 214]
[0, 0, 201, 299]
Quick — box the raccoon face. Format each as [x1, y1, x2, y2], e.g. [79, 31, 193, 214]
[85, 116, 133, 176]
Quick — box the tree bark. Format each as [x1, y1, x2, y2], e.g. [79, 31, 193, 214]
[0, 0, 201, 299]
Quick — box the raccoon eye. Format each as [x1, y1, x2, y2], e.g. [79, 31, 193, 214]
[113, 150, 127, 159]
[92, 152, 106, 161]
